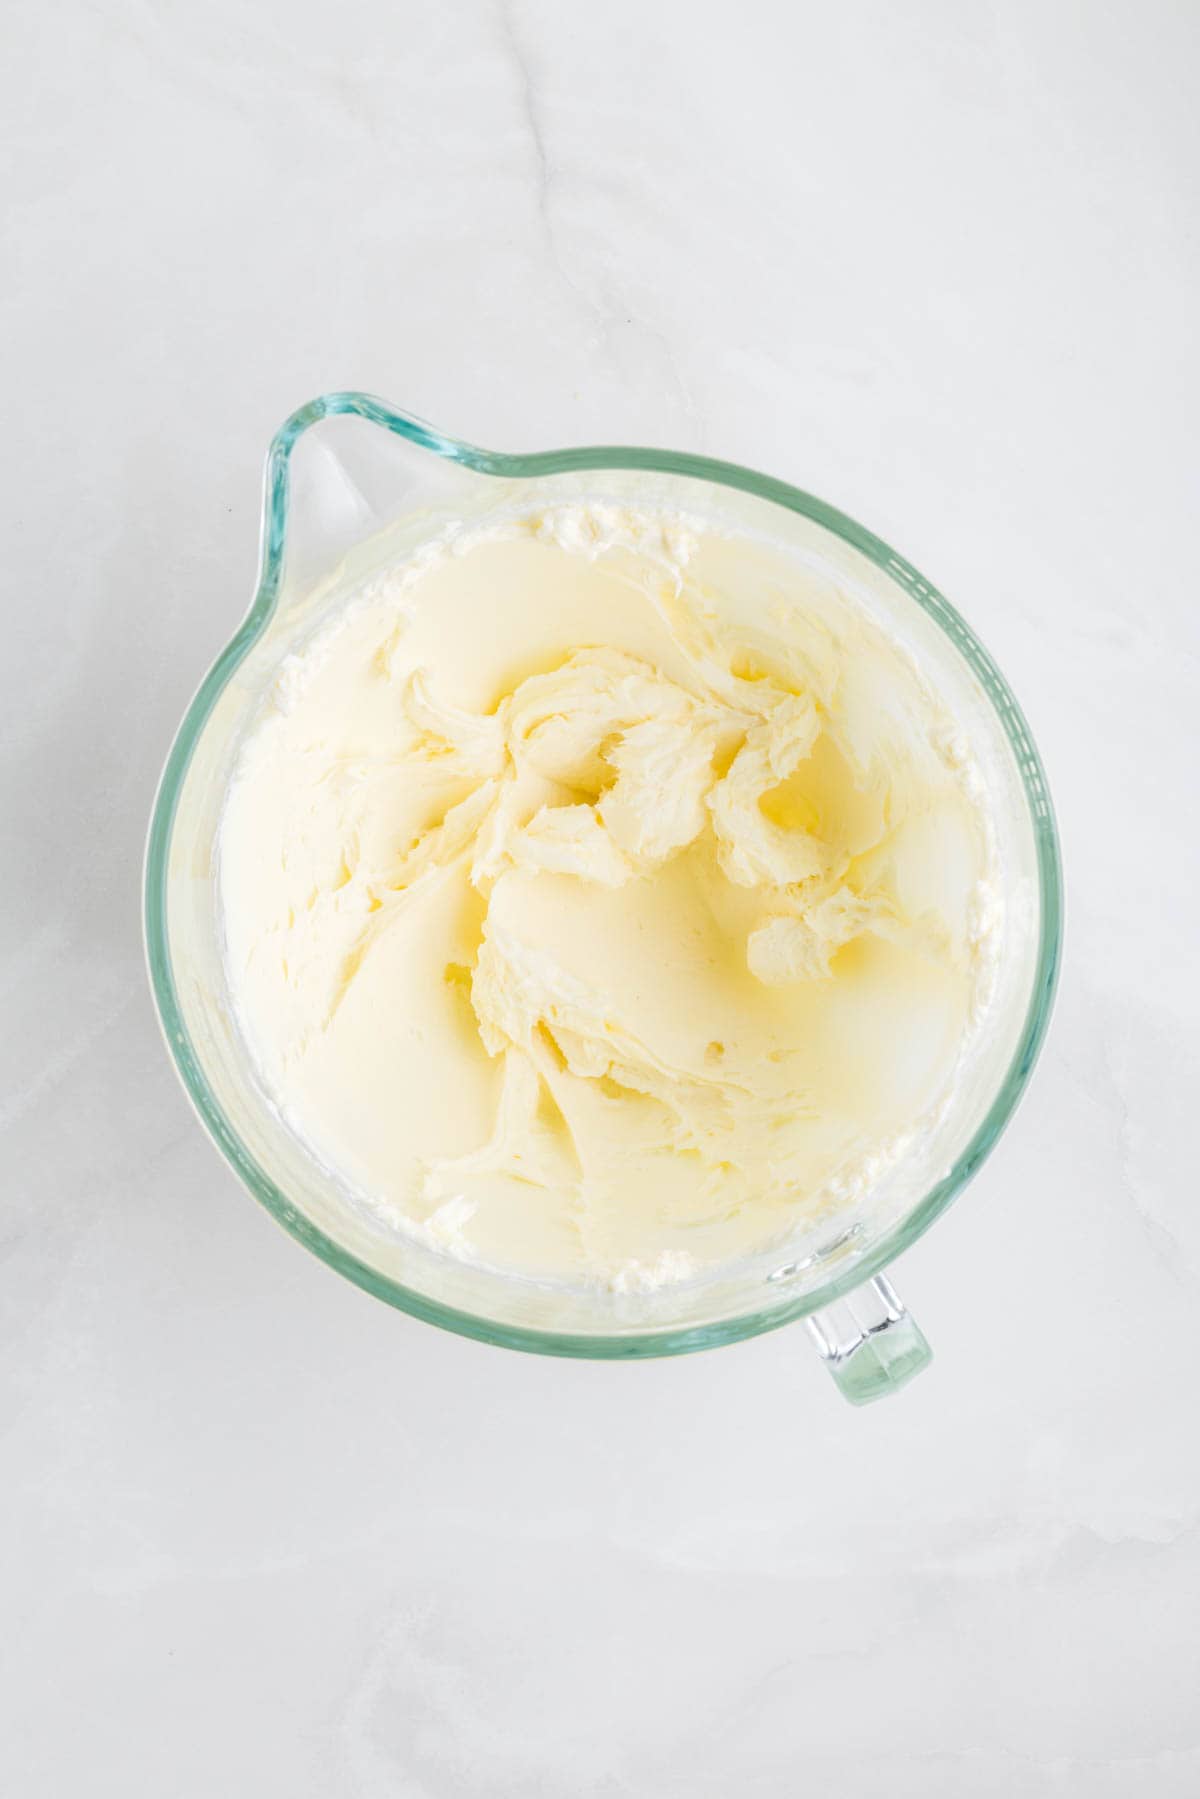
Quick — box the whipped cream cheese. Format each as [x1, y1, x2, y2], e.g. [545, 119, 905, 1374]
[219, 506, 999, 1287]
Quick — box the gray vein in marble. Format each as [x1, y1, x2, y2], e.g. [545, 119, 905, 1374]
[493, 0, 702, 439]
[495, 0, 597, 324]
[0, 981, 138, 1136]
[1099, 1008, 1192, 1284]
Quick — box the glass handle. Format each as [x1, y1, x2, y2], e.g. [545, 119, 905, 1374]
[806, 1274, 931, 1405]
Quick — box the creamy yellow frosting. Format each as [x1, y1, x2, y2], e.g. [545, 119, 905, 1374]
[219, 507, 996, 1287]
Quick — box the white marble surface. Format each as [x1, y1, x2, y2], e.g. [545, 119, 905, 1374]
[4, 1, 1199, 1791]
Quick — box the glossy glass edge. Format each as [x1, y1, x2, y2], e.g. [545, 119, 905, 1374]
[143, 390, 1063, 1359]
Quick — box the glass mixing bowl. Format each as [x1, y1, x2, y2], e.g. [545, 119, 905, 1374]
[145, 393, 1061, 1402]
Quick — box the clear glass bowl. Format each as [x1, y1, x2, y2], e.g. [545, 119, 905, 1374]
[144, 393, 1061, 1401]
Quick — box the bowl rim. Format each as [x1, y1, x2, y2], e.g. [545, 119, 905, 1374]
[143, 390, 1063, 1358]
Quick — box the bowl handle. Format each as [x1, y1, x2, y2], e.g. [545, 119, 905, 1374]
[805, 1274, 931, 1404]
